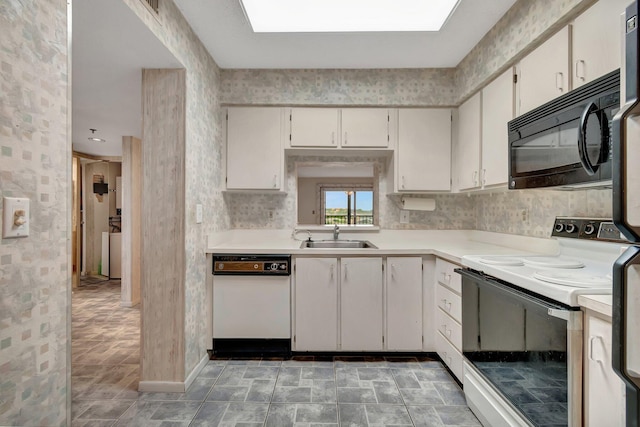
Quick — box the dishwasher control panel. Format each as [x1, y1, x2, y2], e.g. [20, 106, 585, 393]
[213, 255, 291, 275]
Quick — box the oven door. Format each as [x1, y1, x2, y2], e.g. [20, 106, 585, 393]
[458, 269, 582, 427]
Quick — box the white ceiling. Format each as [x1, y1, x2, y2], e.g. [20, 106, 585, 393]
[174, 0, 517, 69]
[72, 0, 517, 156]
[72, 0, 181, 156]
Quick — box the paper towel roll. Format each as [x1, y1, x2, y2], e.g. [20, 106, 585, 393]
[401, 197, 436, 211]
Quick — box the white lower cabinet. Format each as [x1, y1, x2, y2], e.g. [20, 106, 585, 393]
[294, 257, 338, 351]
[435, 257, 464, 382]
[294, 256, 424, 352]
[584, 310, 625, 427]
[341, 257, 384, 351]
[386, 257, 423, 351]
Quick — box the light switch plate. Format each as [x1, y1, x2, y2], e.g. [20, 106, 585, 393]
[3, 197, 30, 238]
[196, 204, 203, 224]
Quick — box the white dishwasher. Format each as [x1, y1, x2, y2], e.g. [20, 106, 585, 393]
[212, 255, 291, 356]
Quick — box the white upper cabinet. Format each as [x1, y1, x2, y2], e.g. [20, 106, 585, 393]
[288, 108, 389, 148]
[396, 109, 451, 192]
[572, 0, 627, 88]
[289, 108, 340, 147]
[341, 108, 390, 147]
[517, 26, 570, 115]
[481, 68, 514, 188]
[456, 92, 482, 191]
[226, 107, 284, 190]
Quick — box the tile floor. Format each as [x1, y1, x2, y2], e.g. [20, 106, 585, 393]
[72, 278, 482, 426]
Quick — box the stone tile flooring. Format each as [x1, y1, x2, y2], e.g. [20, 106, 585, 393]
[72, 278, 482, 426]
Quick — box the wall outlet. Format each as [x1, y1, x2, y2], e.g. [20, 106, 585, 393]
[196, 204, 203, 224]
[400, 210, 410, 224]
[520, 208, 529, 223]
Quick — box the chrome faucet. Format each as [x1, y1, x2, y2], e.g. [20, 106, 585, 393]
[333, 224, 340, 240]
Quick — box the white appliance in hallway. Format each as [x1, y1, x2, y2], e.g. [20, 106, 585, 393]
[459, 217, 628, 426]
[612, 1, 640, 424]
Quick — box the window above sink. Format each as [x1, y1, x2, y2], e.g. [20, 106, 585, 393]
[296, 161, 379, 227]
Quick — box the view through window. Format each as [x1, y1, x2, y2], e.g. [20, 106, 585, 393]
[323, 189, 374, 225]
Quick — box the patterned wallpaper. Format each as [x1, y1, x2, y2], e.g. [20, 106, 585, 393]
[122, 0, 228, 380]
[0, 0, 70, 425]
[221, 68, 457, 106]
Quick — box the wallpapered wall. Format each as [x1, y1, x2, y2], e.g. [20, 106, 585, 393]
[122, 0, 227, 380]
[222, 0, 607, 238]
[0, 0, 70, 425]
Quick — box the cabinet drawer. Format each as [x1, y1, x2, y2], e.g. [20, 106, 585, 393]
[436, 283, 462, 323]
[436, 331, 463, 382]
[436, 307, 462, 352]
[435, 258, 461, 293]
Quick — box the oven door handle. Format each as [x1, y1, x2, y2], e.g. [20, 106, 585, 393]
[455, 268, 573, 316]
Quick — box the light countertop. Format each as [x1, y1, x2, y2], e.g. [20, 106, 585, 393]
[578, 294, 613, 318]
[206, 229, 558, 264]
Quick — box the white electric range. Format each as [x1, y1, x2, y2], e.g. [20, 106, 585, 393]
[462, 221, 627, 306]
[459, 217, 627, 427]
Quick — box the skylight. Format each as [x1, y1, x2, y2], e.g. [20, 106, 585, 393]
[239, 0, 461, 33]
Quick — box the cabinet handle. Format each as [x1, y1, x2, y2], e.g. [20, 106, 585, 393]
[330, 264, 335, 281]
[576, 60, 586, 82]
[482, 169, 486, 185]
[441, 298, 451, 311]
[472, 171, 478, 186]
[555, 72, 564, 92]
[332, 132, 336, 145]
[344, 132, 348, 145]
[445, 274, 451, 283]
[589, 336, 603, 363]
[273, 174, 277, 188]
[391, 263, 396, 281]
[401, 176, 406, 189]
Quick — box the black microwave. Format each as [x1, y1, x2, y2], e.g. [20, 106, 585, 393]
[508, 69, 620, 189]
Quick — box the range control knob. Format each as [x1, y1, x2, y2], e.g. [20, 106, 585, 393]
[554, 223, 565, 233]
[270, 263, 279, 271]
[565, 224, 577, 234]
[584, 224, 596, 235]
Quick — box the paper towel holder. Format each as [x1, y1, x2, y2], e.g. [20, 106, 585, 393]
[400, 196, 436, 211]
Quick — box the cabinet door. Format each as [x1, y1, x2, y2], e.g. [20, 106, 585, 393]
[572, 0, 627, 88]
[456, 92, 481, 191]
[585, 314, 625, 427]
[290, 108, 339, 147]
[294, 258, 338, 351]
[517, 26, 570, 115]
[397, 109, 451, 191]
[386, 257, 423, 351]
[341, 257, 383, 351]
[226, 107, 283, 190]
[341, 108, 389, 148]
[481, 69, 514, 188]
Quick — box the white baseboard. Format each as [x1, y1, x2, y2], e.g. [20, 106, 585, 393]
[138, 354, 210, 393]
[185, 354, 210, 390]
[121, 301, 134, 308]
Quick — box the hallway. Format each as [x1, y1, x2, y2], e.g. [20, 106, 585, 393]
[72, 277, 140, 424]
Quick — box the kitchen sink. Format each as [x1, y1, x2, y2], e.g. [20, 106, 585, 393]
[299, 240, 378, 249]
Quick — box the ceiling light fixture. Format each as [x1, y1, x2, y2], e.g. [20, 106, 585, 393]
[88, 137, 106, 142]
[239, 0, 460, 33]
